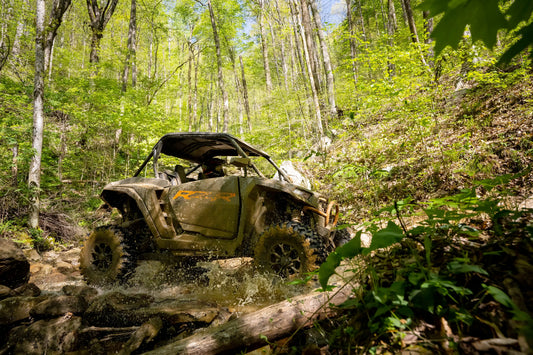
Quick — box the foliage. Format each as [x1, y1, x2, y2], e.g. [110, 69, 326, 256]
[420, 0, 533, 63]
[318, 175, 533, 352]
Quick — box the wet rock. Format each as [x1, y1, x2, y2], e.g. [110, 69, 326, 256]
[0, 285, 14, 300]
[118, 317, 163, 355]
[84, 291, 219, 328]
[84, 291, 156, 327]
[13, 282, 41, 297]
[0, 295, 47, 325]
[30, 295, 87, 319]
[62, 284, 99, 303]
[0, 238, 30, 288]
[5, 316, 82, 354]
[56, 260, 75, 274]
[140, 298, 219, 325]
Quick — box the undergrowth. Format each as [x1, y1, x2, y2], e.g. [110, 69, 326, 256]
[315, 173, 533, 353]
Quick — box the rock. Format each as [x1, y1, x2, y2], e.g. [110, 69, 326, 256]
[0, 238, 30, 288]
[0, 285, 14, 300]
[118, 317, 163, 355]
[23, 249, 41, 262]
[0, 295, 47, 326]
[56, 260, 75, 274]
[4, 316, 82, 354]
[62, 284, 99, 303]
[30, 295, 87, 319]
[84, 292, 156, 327]
[13, 282, 41, 297]
[84, 291, 219, 328]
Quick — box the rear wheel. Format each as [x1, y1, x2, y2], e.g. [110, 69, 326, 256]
[253, 222, 327, 278]
[79, 226, 136, 285]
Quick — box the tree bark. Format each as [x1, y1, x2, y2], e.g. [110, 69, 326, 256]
[144, 286, 352, 355]
[308, 0, 336, 119]
[28, 0, 46, 229]
[258, 0, 272, 92]
[346, 0, 358, 88]
[239, 55, 252, 132]
[401, 0, 419, 44]
[86, 0, 119, 64]
[122, 0, 137, 92]
[292, 0, 323, 138]
[44, 0, 72, 72]
[207, 0, 229, 133]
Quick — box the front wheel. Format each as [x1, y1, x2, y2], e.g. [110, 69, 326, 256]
[79, 226, 136, 285]
[253, 222, 327, 278]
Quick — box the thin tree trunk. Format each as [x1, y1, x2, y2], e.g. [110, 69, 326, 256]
[122, 0, 137, 92]
[346, 0, 358, 88]
[28, 0, 46, 229]
[308, 0, 336, 120]
[239, 55, 252, 132]
[293, 0, 323, 138]
[401, 0, 419, 43]
[207, 0, 229, 132]
[258, 0, 272, 92]
[11, 144, 18, 187]
[386, 0, 397, 75]
[44, 0, 72, 71]
[299, 0, 321, 95]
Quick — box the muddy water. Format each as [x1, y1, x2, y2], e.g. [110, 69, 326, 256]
[29, 248, 315, 313]
[126, 258, 314, 311]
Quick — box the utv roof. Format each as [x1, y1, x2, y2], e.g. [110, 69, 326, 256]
[134, 132, 272, 177]
[155, 132, 269, 163]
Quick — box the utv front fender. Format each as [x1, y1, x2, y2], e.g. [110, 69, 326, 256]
[101, 185, 174, 240]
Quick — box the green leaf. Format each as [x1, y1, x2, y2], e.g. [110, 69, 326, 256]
[485, 285, 515, 309]
[447, 260, 489, 275]
[428, 0, 507, 56]
[364, 221, 404, 255]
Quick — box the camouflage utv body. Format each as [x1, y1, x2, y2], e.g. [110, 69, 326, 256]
[80, 132, 340, 284]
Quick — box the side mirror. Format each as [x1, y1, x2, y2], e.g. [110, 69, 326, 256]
[230, 157, 251, 168]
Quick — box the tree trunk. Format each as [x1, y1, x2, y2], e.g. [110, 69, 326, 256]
[122, 0, 137, 92]
[308, 0, 336, 120]
[346, 0, 358, 88]
[86, 0, 119, 64]
[401, 0, 419, 44]
[292, 0, 323, 138]
[298, 0, 321, 96]
[28, 0, 46, 229]
[44, 0, 72, 72]
[207, 0, 229, 133]
[239, 55, 252, 132]
[258, 0, 272, 92]
[386, 0, 397, 75]
[144, 286, 352, 355]
[11, 144, 18, 187]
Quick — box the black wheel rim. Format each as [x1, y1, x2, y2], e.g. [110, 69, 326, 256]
[92, 242, 113, 271]
[269, 242, 301, 277]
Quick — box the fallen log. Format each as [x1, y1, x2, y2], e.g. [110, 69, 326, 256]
[144, 284, 353, 355]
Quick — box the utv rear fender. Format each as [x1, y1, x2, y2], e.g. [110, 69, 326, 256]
[101, 186, 176, 240]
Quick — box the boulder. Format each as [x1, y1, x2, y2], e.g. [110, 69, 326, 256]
[0, 285, 14, 300]
[84, 292, 156, 327]
[30, 295, 87, 319]
[0, 295, 48, 326]
[84, 291, 219, 328]
[62, 284, 99, 304]
[13, 282, 41, 297]
[0, 238, 30, 288]
[4, 316, 82, 354]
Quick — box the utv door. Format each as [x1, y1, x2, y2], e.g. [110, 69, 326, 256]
[168, 176, 240, 239]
